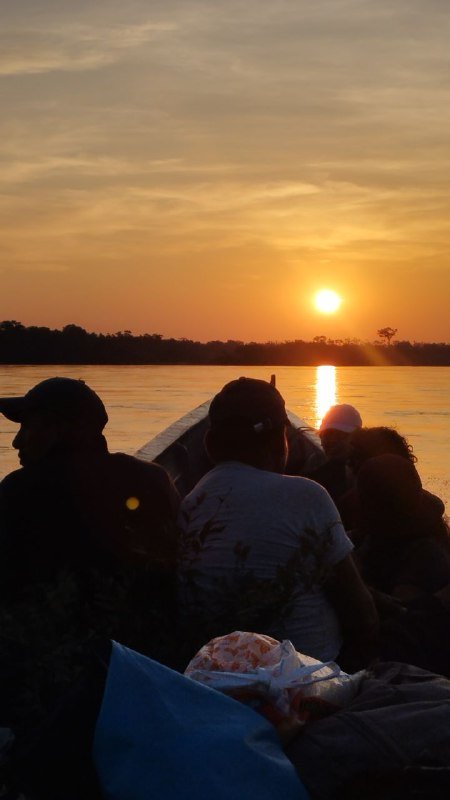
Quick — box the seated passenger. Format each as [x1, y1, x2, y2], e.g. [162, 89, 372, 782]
[0, 377, 179, 737]
[177, 377, 378, 670]
[348, 425, 417, 473]
[307, 403, 362, 509]
[379, 580, 450, 677]
[353, 454, 450, 602]
[340, 425, 418, 530]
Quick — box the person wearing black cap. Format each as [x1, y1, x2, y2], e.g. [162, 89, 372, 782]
[0, 376, 109, 466]
[178, 377, 378, 669]
[0, 377, 179, 739]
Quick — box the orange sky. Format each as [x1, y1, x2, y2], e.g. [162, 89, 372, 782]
[2, 1, 450, 342]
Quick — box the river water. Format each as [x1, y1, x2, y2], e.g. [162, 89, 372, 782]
[0, 365, 448, 509]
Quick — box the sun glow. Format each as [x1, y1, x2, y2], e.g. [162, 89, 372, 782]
[314, 289, 342, 314]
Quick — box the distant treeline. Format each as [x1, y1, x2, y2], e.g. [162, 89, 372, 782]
[1, 321, 450, 366]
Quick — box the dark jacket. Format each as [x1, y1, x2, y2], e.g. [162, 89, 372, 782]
[0, 447, 179, 736]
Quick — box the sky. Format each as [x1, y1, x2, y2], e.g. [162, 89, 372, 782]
[2, 0, 450, 342]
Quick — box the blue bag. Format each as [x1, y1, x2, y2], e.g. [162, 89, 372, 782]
[93, 642, 308, 800]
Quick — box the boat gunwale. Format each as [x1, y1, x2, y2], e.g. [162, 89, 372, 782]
[135, 401, 322, 465]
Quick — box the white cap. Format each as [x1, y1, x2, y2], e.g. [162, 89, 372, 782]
[319, 404, 362, 434]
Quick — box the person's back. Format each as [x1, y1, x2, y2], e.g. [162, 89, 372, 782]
[0, 447, 179, 632]
[0, 377, 179, 736]
[178, 378, 378, 669]
[353, 454, 450, 600]
[340, 425, 419, 531]
[180, 460, 351, 661]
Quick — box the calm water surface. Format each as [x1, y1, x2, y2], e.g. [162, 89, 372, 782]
[0, 365, 448, 509]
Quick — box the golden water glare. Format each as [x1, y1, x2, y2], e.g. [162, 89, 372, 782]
[315, 365, 337, 428]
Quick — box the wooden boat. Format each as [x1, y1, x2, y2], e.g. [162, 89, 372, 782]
[136, 400, 324, 498]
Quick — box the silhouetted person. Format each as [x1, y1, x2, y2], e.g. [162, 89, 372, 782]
[178, 378, 377, 670]
[307, 403, 362, 511]
[348, 425, 417, 474]
[379, 580, 450, 677]
[341, 425, 418, 531]
[349, 453, 450, 676]
[0, 377, 179, 737]
[353, 454, 450, 602]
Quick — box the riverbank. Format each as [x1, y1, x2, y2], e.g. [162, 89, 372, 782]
[1, 322, 450, 366]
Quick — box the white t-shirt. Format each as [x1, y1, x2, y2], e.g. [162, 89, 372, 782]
[178, 461, 353, 661]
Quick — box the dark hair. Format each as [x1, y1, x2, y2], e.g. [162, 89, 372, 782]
[356, 454, 449, 545]
[204, 423, 287, 471]
[349, 426, 416, 473]
[209, 377, 288, 431]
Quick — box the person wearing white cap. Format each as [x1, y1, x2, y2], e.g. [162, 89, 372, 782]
[319, 404, 363, 457]
[307, 404, 362, 513]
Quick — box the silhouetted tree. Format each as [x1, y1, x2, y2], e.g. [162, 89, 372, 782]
[377, 327, 398, 345]
[0, 320, 24, 332]
[0, 321, 449, 365]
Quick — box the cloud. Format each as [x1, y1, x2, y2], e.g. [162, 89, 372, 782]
[2, 169, 449, 278]
[1, 0, 450, 340]
[0, 20, 176, 76]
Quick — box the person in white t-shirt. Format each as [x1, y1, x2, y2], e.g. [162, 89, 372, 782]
[178, 378, 378, 668]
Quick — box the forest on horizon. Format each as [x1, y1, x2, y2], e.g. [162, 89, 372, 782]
[0, 321, 449, 366]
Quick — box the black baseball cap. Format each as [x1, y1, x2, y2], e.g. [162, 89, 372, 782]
[0, 377, 108, 430]
[209, 377, 289, 433]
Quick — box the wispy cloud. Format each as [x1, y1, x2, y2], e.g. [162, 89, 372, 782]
[2, 0, 450, 339]
[0, 20, 176, 76]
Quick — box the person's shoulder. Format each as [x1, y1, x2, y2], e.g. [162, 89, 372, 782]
[1, 466, 24, 488]
[186, 461, 250, 487]
[110, 452, 163, 470]
[308, 459, 344, 480]
[108, 452, 172, 481]
[0, 468, 23, 504]
[409, 534, 450, 561]
[282, 471, 335, 498]
[282, 474, 347, 527]
[0, 462, 55, 494]
[181, 464, 219, 501]
[180, 462, 243, 510]
[110, 453, 180, 499]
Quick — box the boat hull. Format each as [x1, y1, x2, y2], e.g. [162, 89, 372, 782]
[136, 401, 324, 497]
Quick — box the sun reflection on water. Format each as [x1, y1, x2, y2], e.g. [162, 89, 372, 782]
[315, 365, 337, 428]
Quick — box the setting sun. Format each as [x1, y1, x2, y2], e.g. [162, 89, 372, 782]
[314, 289, 342, 315]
